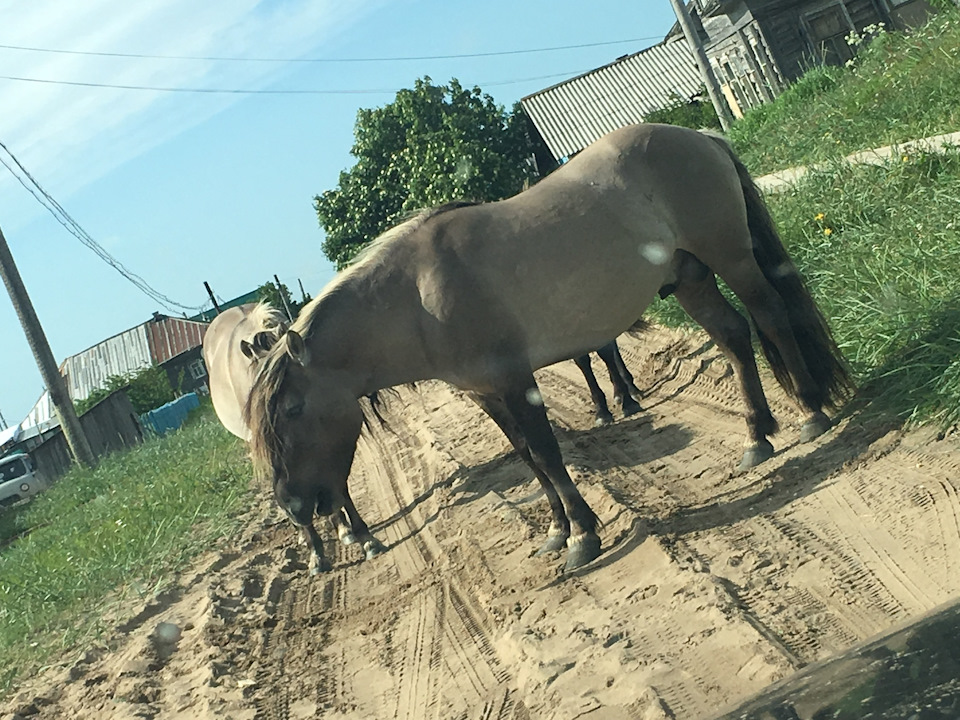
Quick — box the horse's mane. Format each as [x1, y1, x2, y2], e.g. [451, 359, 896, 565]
[245, 201, 478, 481]
[293, 200, 480, 340]
[246, 301, 288, 335]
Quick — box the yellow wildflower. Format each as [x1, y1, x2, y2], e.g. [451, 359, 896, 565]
[824, 228, 833, 236]
[814, 213, 825, 221]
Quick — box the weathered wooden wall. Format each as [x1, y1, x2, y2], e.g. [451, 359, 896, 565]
[29, 391, 143, 483]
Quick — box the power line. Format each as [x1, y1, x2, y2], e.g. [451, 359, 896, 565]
[0, 140, 205, 314]
[0, 36, 662, 63]
[0, 69, 592, 94]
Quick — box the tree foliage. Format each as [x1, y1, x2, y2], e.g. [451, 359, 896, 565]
[315, 77, 539, 269]
[256, 280, 309, 320]
[644, 92, 722, 131]
[75, 366, 175, 416]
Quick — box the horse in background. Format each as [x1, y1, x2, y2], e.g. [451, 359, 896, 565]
[203, 303, 386, 574]
[244, 123, 853, 574]
[574, 339, 643, 426]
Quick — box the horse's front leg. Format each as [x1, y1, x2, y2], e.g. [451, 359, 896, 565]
[596, 341, 642, 418]
[300, 522, 331, 575]
[340, 495, 387, 560]
[467, 391, 571, 554]
[573, 353, 614, 426]
[501, 379, 602, 571]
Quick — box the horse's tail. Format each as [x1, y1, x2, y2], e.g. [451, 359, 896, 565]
[703, 131, 854, 411]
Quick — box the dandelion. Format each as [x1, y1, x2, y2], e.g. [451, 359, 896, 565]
[814, 213, 825, 221]
[903, 155, 909, 162]
[824, 228, 833, 236]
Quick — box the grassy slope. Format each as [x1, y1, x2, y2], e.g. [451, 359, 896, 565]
[729, 13, 960, 175]
[650, 9, 960, 426]
[0, 402, 252, 693]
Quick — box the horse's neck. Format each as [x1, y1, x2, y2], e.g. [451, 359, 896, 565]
[307, 277, 430, 396]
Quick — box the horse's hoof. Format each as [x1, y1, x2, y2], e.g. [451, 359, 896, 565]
[564, 532, 603, 572]
[339, 531, 357, 546]
[363, 539, 387, 560]
[594, 414, 613, 427]
[801, 412, 832, 442]
[536, 533, 569, 556]
[737, 439, 775, 471]
[621, 398, 643, 417]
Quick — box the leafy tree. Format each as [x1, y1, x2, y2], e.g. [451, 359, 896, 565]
[75, 366, 175, 416]
[315, 77, 540, 269]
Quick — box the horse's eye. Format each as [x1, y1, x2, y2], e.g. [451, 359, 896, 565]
[286, 401, 304, 418]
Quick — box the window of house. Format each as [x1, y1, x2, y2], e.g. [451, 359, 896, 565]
[802, 3, 856, 65]
[188, 358, 207, 380]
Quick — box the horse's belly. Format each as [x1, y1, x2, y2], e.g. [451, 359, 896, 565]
[518, 252, 669, 370]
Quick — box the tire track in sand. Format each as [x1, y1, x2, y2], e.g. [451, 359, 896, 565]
[352, 403, 520, 720]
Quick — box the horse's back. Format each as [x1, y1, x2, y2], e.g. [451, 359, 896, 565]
[411, 124, 748, 373]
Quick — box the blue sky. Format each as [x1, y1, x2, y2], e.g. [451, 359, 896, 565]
[0, 0, 678, 426]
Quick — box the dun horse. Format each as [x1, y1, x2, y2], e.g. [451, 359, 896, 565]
[245, 123, 852, 573]
[203, 303, 386, 573]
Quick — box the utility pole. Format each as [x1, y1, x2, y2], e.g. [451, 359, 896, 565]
[0, 224, 96, 467]
[274, 274, 293, 321]
[667, 0, 735, 132]
[203, 281, 221, 316]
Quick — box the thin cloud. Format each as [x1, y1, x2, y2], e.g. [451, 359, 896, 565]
[0, 0, 384, 230]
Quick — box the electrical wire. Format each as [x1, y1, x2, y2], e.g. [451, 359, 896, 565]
[0, 69, 593, 94]
[0, 36, 662, 63]
[0, 140, 205, 314]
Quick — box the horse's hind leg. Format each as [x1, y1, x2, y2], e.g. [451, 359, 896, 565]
[573, 353, 614, 426]
[340, 494, 387, 560]
[467, 391, 572, 554]
[596, 341, 642, 417]
[671, 256, 779, 470]
[721, 264, 832, 440]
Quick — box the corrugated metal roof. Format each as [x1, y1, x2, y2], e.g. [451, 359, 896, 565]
[20, 316, 209, 429]
[521, 39, 703, 161]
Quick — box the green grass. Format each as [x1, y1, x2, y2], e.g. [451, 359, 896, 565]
[769, 148, 960, 425]
[728, 10, 960, 175]
[0, 401, 251, 694]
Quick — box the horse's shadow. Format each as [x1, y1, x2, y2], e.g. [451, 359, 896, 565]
[652, 407, 901, 538]
[370, 416, 694, 542]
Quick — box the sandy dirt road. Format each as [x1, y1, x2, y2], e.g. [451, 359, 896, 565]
[7, 325, 960, 720]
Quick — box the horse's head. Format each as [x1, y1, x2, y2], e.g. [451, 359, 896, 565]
[245, 330, 362, 517]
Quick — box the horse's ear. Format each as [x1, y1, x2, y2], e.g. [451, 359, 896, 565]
[252, 331, 275, 354]
[240, 332, 276, 360]
[285, 330, 309, 366]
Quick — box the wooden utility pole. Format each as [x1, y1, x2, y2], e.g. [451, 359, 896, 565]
[667, 0, 735, 131]
[274, 274, 293, 321]
[203, 281, 221, 315]
[0, 224, 96, 467]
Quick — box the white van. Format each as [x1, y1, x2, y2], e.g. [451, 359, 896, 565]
[0, 453, 47, 508]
